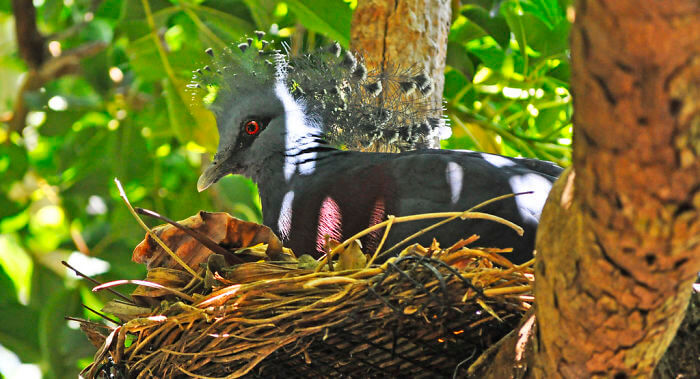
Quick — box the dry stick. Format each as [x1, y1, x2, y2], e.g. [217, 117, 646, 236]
[315, 211, 521, 273]
[134, 207, 245, 263]
[82, 303, 122, 325]
[62, 260, 134, 303]
[93, 279, 195, 303]
[482, 286, 532, 297]
[379, 192, 530, 259]
[314, 193, 529, 273]
[114, 178, 202, 280]
[65, 317, 114, 330]
[366, 215, 395, 267]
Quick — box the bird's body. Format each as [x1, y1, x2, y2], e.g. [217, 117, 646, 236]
[194, 35, 563, 264]
[255, 148, 560, 263]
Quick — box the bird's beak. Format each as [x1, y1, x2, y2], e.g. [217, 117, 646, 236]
[197, 161, 229, 192]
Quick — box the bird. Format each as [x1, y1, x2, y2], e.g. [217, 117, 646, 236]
[192, 33, 563, 265]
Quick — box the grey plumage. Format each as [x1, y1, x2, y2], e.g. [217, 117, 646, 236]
[191, 38, 449, 152]
[192, 37, 563, 263]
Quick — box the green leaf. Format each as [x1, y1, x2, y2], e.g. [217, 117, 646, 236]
[285, 0, 351, 47]
[79, 19, 114, 43]
[117, 0, 173, 25]
[446, 42, 475, 81]
[163, 77, 218, 152]
[127, 32, 205, 82]
[0, 303, 41, 362]
[536, 104, 566, 133]
[0, 199, 24, 228]
[547, 60, 571, 83]
[0, 143, 28, 186]
[449, 18, 487, 43]
[531, 0, 564, 25]
[29, 264, 64, 310]
[0, 263, 18, 305]
[558, 0, 573, 12]
[443, 69, 470, 100]
[502, 1, 548, 58]
[116, 1, 178, 41]
[241, 0, 277, 30]
[217, 175, 262, 222]
[502, 1, 568, 61]
[461, 5, 510, 48]
[0, 209, 29, 233]
[126, 36, 168, 81]
[468, 43, 506, 70]
[39, 287, 84, 378]
[188, 4, 254, 42]
[541, 20, 570, 57]
[42, 0, 64, 29]
[96, 0, 125, 20]
[42, 109, 87, 137]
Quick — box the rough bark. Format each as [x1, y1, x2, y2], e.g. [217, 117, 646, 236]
[350, 0, 452, 147]
[654, 290, 700, 378]
[12, 0, 46, 69]
[466, 0, 700, 377]
[534, 0, 700, 377]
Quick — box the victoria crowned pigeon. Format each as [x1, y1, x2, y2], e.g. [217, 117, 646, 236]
[193, 33, 563, 264]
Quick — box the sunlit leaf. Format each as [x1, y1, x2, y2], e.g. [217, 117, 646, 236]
[461, 5, 510, 48]
[163, 77, 218, 152]
[188, 3, 254, 42]
[285, 0, 352, 47]
[450, 17, 487, 43]
[502, 1, 549, 60]
[468, 42, 506, 71]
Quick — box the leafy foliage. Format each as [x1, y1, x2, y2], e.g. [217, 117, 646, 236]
[0, 0, 570, 376]
[444, 0, 572, 164]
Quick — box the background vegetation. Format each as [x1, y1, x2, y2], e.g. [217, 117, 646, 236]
[0, 0, 572, 376]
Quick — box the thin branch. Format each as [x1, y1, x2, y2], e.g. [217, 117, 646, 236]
[11, 0, 45, 69]
[114, 178, 203, 280]
[93, 279, 195, 303]
[82, 304, 122, 325]
[62, 260, 135, 304]
[315, 205, 524, 273]
[378, 192, 528, 258]
[8, 41, 107, 134]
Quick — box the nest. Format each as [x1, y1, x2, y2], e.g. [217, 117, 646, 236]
[78, 194, 534, 378]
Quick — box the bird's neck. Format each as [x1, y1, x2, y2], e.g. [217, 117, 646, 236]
[253, 139, 340, 238]
[251, 79, 349, 236]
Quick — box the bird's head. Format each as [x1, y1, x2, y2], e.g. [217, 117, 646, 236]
[194, 34, 307, 191]
[195, 77, 288, 192]
[193, 33, 451, 191]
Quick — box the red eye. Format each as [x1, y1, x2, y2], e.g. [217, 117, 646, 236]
[244, 120, 260, 135]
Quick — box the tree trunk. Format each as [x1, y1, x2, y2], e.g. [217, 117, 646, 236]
[350, 0, 452, 147]
[469, 0, 700, 377]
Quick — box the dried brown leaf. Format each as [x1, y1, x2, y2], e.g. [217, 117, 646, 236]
[132, 211, 283, 270]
